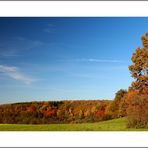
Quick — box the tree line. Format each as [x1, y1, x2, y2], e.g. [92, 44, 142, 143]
[0, 92, 127, 124]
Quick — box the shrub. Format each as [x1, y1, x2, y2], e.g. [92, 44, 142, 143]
[126, 92, 148, 128]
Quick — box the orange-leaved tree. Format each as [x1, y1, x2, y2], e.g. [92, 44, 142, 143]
[127, 33, 148, 128]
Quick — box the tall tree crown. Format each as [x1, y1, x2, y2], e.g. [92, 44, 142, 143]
[129, 33, 148, 93]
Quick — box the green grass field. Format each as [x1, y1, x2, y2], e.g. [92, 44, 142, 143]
[0, 117, 147, 131]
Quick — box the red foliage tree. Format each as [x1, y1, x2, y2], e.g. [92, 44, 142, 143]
[127, 33, 148, 128]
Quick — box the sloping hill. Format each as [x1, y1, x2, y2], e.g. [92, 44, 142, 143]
[0, 117, 147, 131]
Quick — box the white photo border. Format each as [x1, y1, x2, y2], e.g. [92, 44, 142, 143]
[0, 1, 148, 147]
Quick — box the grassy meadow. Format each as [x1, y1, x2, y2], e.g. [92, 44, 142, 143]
[0, 117, 147, 131]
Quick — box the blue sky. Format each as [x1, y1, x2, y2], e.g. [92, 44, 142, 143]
[0, 17, 147, 104]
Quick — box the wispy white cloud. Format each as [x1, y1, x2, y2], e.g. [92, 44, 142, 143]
[62, 58, 125, 63]
[16, 36, 26, 41]
[44, 28, 54, 33]
[0, 65, 34, 85]
[0, 50, 19, 57]
[44, 23, 55, 33]
[0, 37, 44, 58]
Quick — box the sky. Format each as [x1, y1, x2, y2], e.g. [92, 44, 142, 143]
[0, 17, 147, 104]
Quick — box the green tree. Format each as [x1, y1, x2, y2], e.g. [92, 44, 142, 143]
[105, 89, 127, 119]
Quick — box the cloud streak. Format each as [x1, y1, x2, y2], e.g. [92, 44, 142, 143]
[44, 23, 56, 33]
[0, 65, 34, 85]
[0, 50, 19, 57]
[62, 58, 125, 63]
[0, 37, 44, 58]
